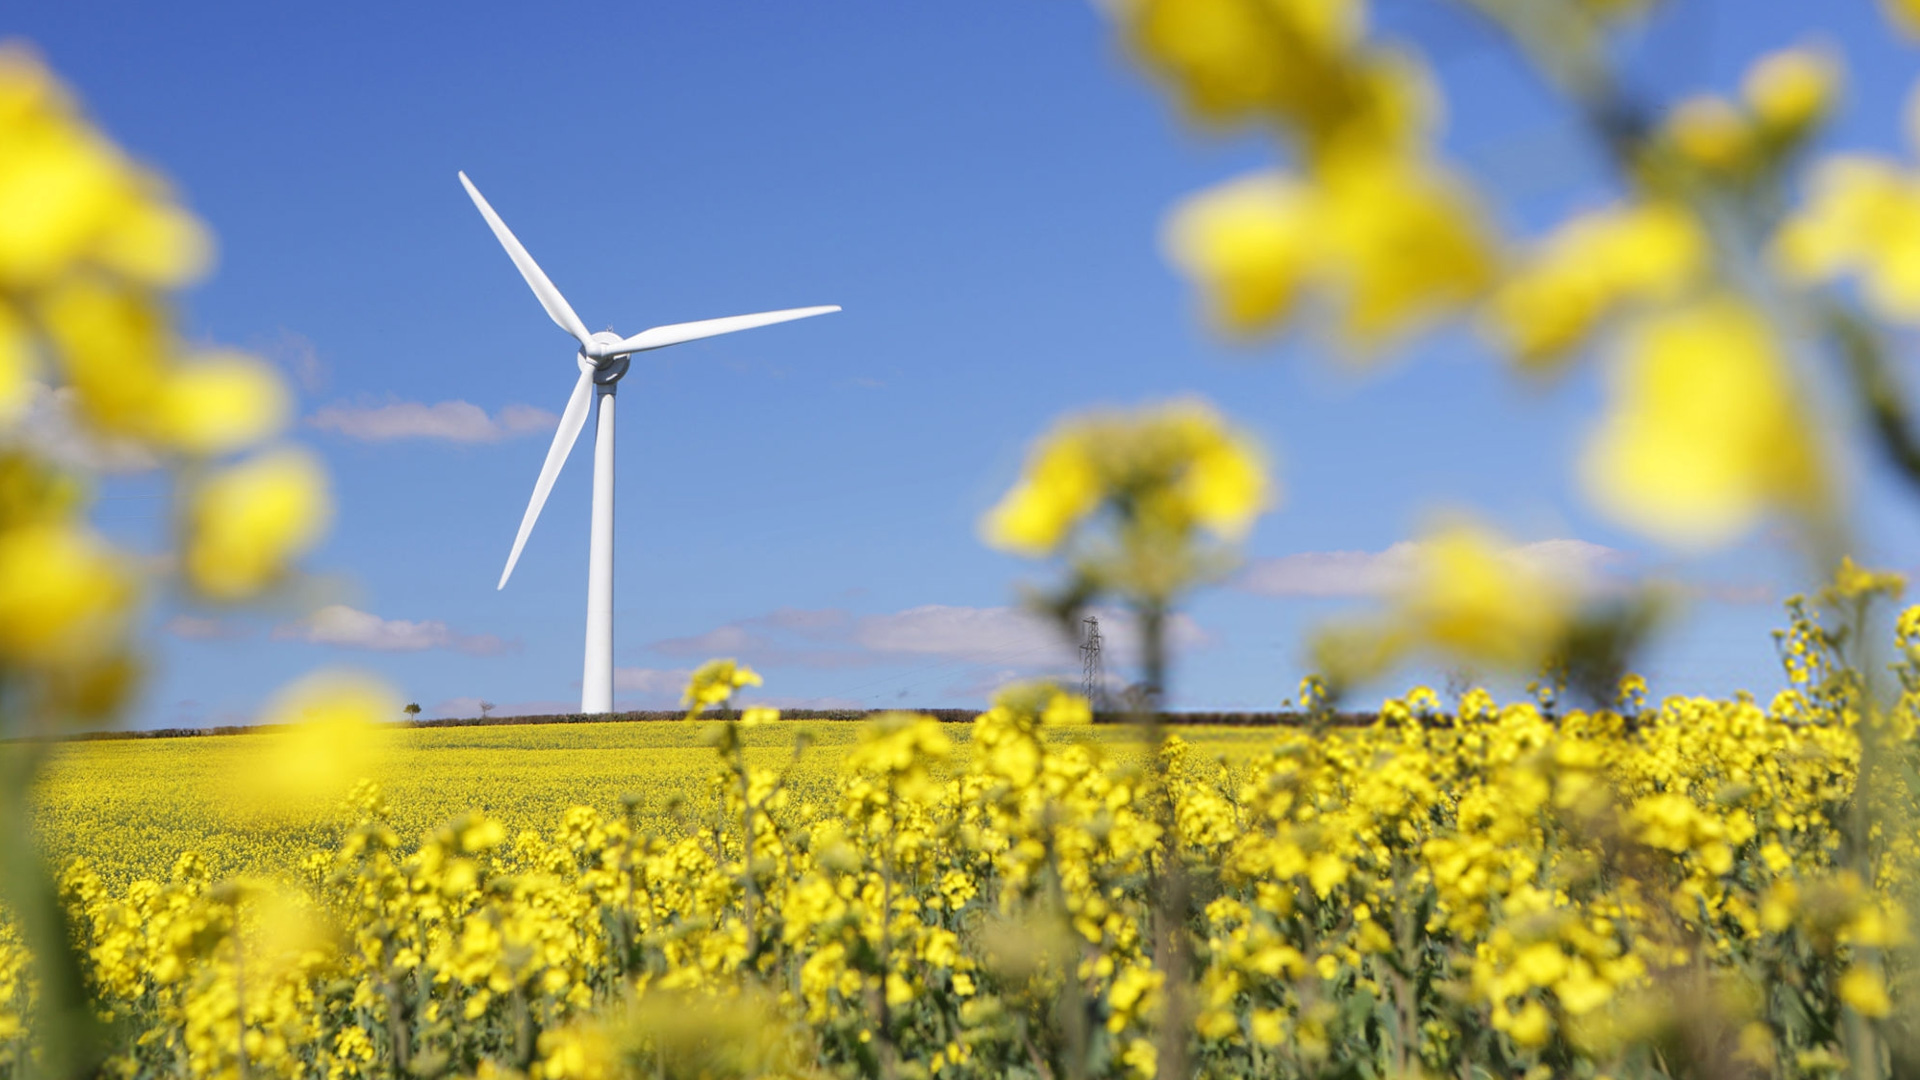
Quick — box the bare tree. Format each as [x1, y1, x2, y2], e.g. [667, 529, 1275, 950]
[479, 701, 496, 719]
[1444, 668, 1476, 713]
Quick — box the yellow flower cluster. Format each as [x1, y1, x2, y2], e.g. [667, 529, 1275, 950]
[0, 46, 329, 727]
[982, 398, 1269, 605]
[1130, 0, 1494, 351]
[1119, 0, 1888, 553]
[683, 659, 764, 719]
[9, 589, 1919, 1080]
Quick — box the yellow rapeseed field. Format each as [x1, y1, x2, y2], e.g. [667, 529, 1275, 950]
[1, 577, 1914, 1080]
[22, 722, 1280, 888]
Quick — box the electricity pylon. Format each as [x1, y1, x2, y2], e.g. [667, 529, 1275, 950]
[1080, 615, 1105, 708]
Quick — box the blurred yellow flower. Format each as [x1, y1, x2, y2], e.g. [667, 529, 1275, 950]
[0, 46, 208, 289]
[1167, 158, 1493, 348]
[981, 426, 1101, 555]
[0, 298, 28, 420]
[1114, 0, 1366, 130]
[236, 670, 396, 813]
[1175, 413, 1269, 540]
[739, 705, 780, 727]
[1665, 96, 1753, 172]
[1397, 520, 1573, 669]
[684, 658, 763, 716]
[1041, 689, 1092, 725]
[39, 275, 169, 438]
[1164, 172, 1316, 334]
[1776, 155, 1920, 321]
[1743, 47, 1838, 138]
[1838, 965, 1892, 1017]
[184, 447, 330, 599]
[154, 352, 289, 456]
[1582, 295, 1826, 548]
[848, 712, 952, 805]
[1488, 201, 1707, 367]
[1578, 0, 1658, 17]
[1884, 0, 1920, 37]
[982, 398, 1271, 565]
[1503, 999, 1552, 1048]
[1825, 555, 1905, 602]
[0, 520, 130, 664]
[1318, 153, 1495, 346]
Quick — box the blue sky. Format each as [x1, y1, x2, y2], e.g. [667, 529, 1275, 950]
[17, 0, 1920, 724]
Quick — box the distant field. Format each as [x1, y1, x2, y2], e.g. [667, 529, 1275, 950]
[26, 719, 1286, 885]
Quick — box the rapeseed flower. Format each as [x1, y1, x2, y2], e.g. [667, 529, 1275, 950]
[235, 670, 395, 813]
[1838, 965, 1892, 1017]
[1488, 201, 1707, 368]
[153, 352, 288, 456]
[1328, 518, 1579, 673]
[182, 447, 330, 599]
[0, 45, 208, 289]
[1112, 0, 1367, 134]
[0, 519, 129, 663]
[1884, 0, 1920, 37]
[1163, 172, 1315, 333]
[0, 299, 28, 419]
[1664, 96, 1755, 173]
[982, 399, 1271, 601]
[1582, 295, 1826, 548]
[1743, 47, 1839, 139]
[1166, 155, 1493, 349]
[683, 658, 762, 717]
[1777, 154, 1920, 321]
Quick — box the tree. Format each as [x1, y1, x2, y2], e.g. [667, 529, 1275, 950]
[479, 701, 496, 719]
[403, 702, 422, 722]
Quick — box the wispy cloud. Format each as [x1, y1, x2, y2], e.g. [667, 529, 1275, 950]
[308, 399, 559, 443]
[273, 604, 514, 655]
[255, 328, 327, 394]
[6, 382, 158, 472]
[613, 667, 694, 694]
[1237, 539, 1624, 598]
[650, 604, 1206, 671]
[164, 614, 251, 641]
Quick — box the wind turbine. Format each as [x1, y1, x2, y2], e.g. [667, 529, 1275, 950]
[458, 171, 838, 714]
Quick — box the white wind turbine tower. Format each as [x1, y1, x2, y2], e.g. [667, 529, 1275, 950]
[459, 171, 838, 714]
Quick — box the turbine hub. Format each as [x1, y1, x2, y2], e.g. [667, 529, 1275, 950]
[583, 330, 625, 363]
[579, 349, 630, 386]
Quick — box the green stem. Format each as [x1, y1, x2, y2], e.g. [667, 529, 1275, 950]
[1135, 600, 1192, 1080]
[0, 744, 107, 1080]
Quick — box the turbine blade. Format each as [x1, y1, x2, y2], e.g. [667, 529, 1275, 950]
[498, 369, 595, 590]
[458, 171, 593, 347]
[612, 305, 840, 355]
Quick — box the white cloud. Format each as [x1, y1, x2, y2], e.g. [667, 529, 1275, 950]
[164, 614, 250, 641]
[656, 625, 759, 656]
[5, 382, 158, 472]
[273, 604, 513, 655]
[651, 604, 1205, 672]
[308, 399, 559, 443]
[255, 328, 327, 394]
[857, 604, 1206, 665]
[1238, 539, 1623, 598]
[613, 667, 693, 694]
